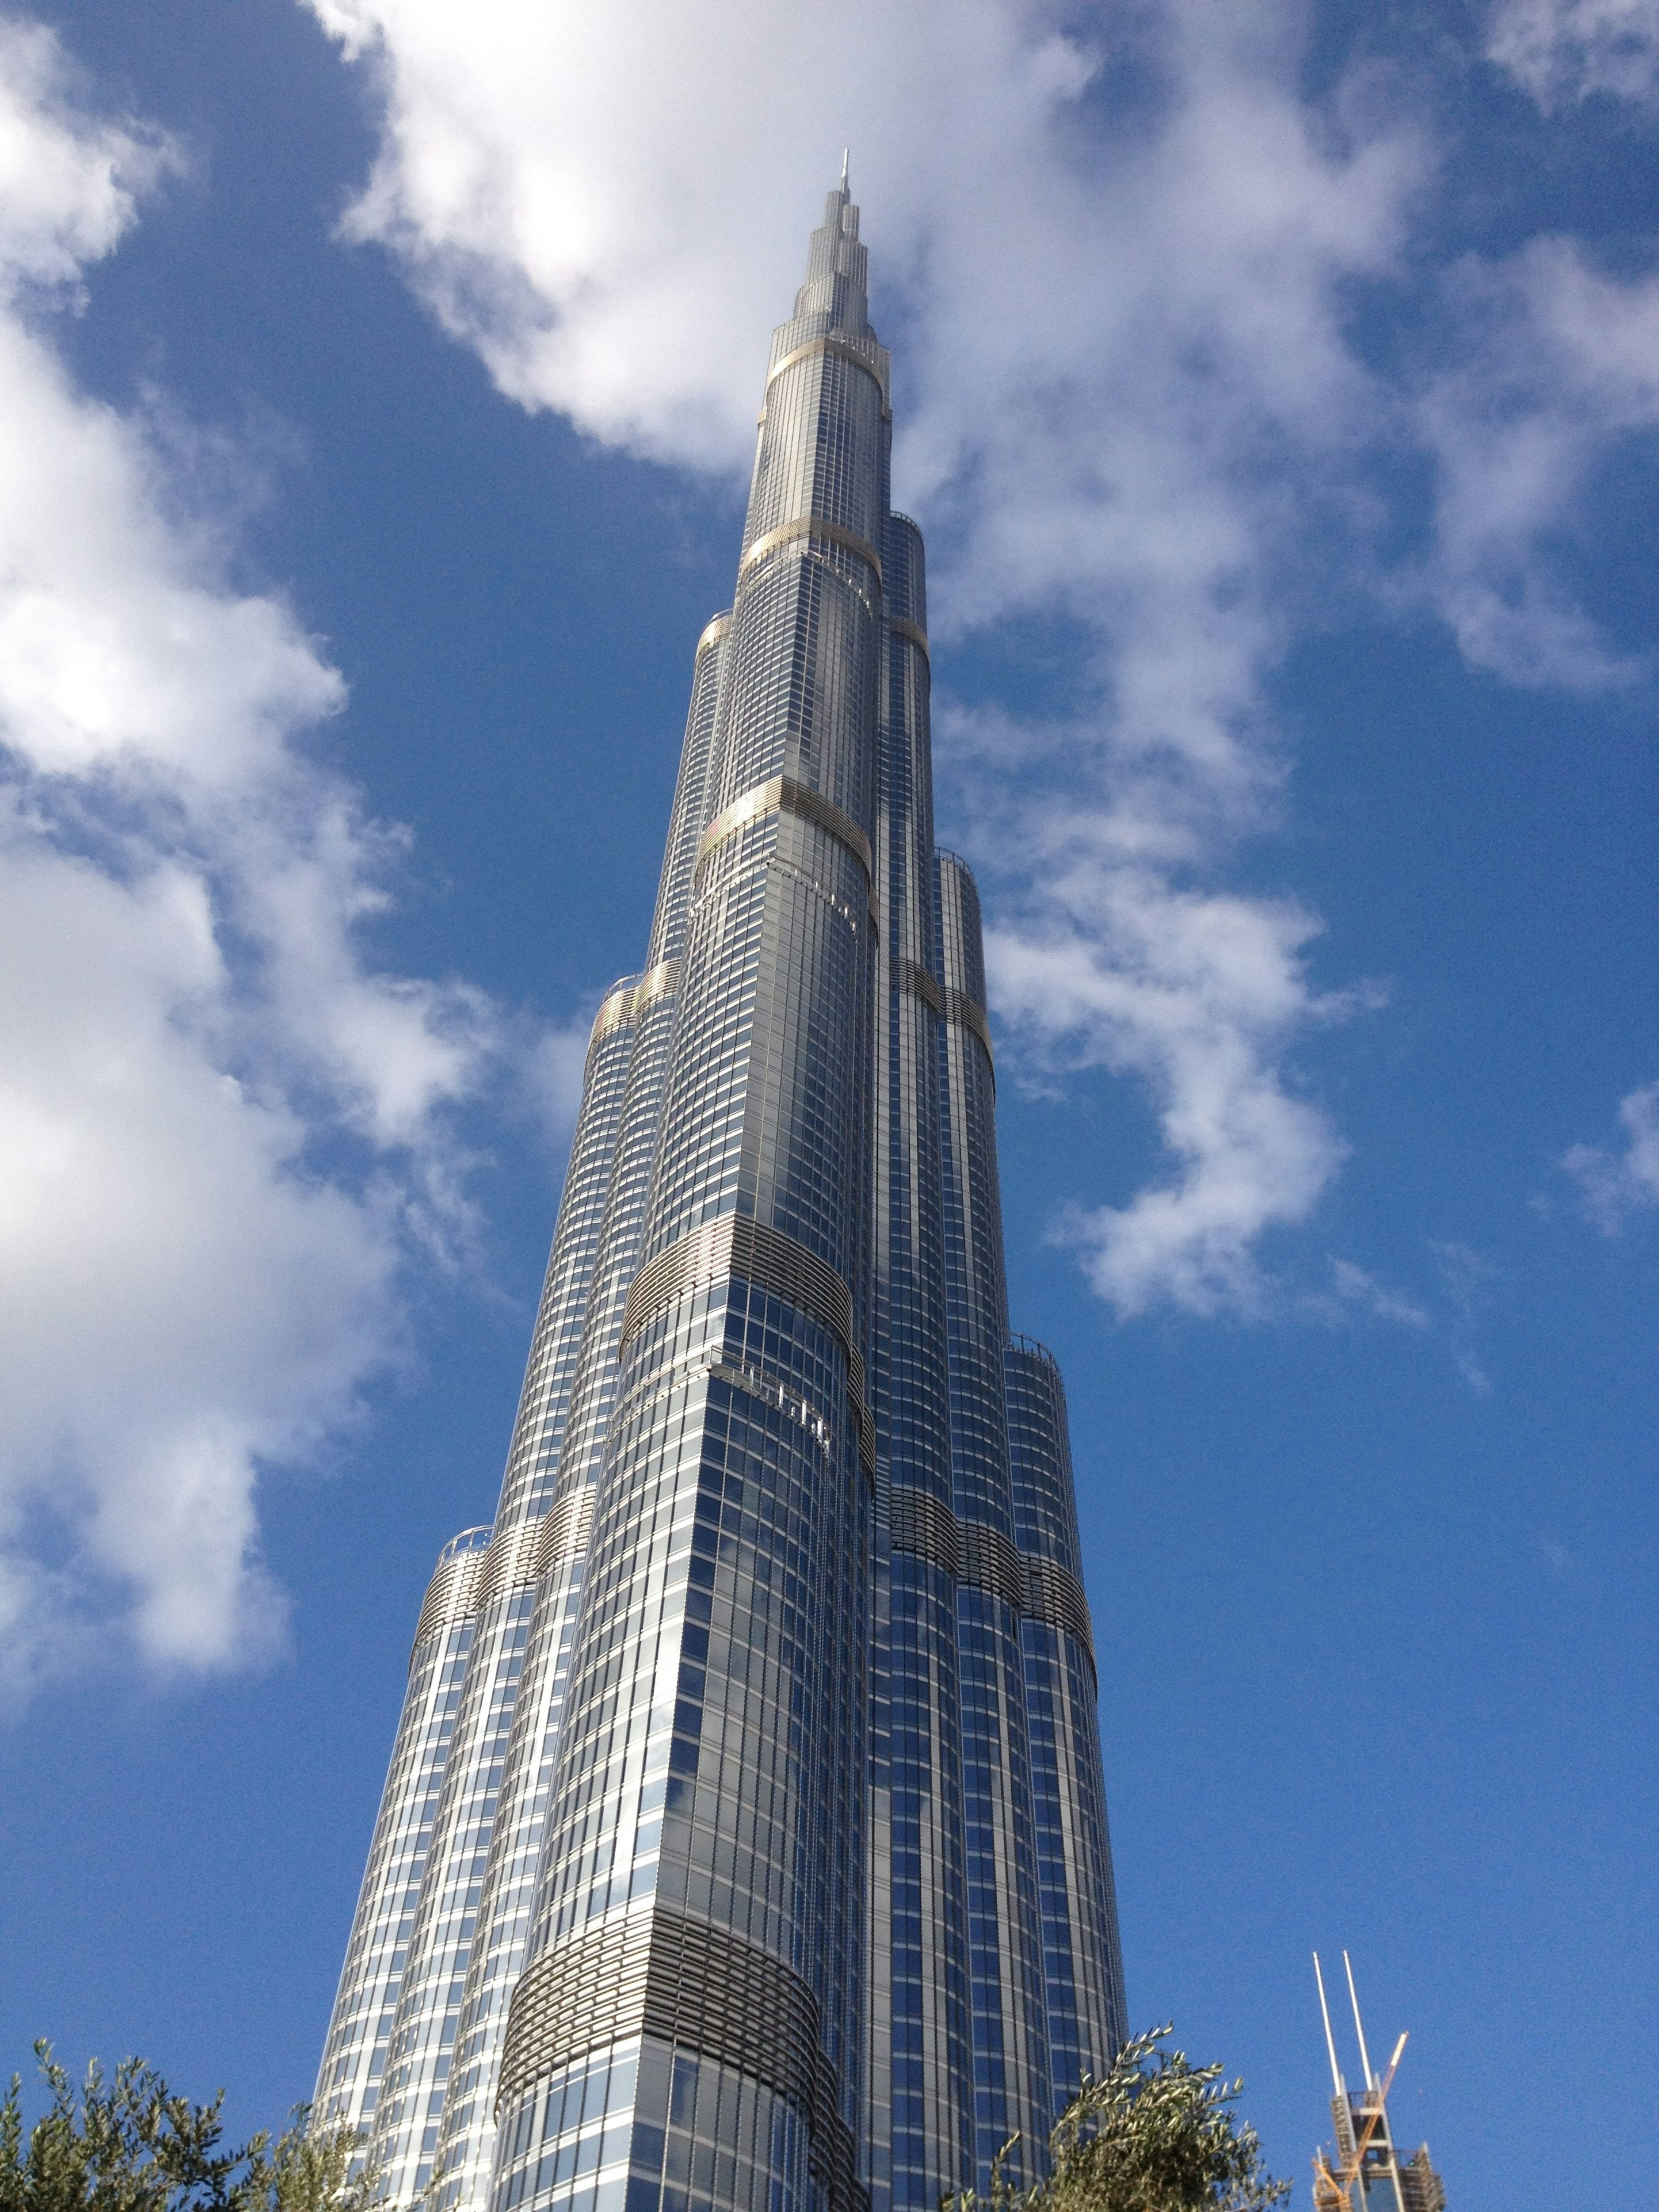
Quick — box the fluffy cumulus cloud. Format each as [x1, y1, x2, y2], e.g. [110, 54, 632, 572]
[1000, 881, 1356, 1320]
[1487, 0, 1659, 110]
[1416, 237, 1659, 687]
[0, 24, 530, 1697]
[1562, 1081, 1659, 1231]
[955, 700, 1366, 1316]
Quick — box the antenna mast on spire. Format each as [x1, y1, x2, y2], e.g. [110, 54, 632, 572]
[840, 146, 850, 188]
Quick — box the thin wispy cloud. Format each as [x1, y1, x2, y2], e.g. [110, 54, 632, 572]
[1415, 237, 1659, 689]
[994, 854, 1360, 1322]
[1327, 1259, 1431, 1330]
[1562, 1080, 1659, 1232]
[1487, 0, 1659, 111]
[1434, 1240, 1499, 1394]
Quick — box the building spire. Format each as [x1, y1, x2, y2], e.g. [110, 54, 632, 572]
[791, 166, 872, 337]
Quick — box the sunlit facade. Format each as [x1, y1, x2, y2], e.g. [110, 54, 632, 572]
[314, 175, 1127, 2212]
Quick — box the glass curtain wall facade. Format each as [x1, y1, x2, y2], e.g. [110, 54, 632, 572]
[314, 178, 1127, 2212]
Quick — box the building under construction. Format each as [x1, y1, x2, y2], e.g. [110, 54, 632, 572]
[1311, 1954, 1446, 2212]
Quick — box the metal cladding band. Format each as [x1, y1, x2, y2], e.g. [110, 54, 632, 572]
[942, 985, 995, 1069]
[893, 955, 944, 1017]
[766, 333, 888, 405]
[632, 957, 681, 1012]
[624, 1215, 847, 1365]
[497, 1907, 859, 2211]
[588, 978, 640, 1049]
[887, 1487, 1093, 1670]
[410, 1532, 490, 1660]
[739, 514, 883, 590]
[887, 1487, 959, 1578]
[696, 611, 731, 654]
[956, 1521, 1026, 1611]
[620, 1214, 874, 1475]
[496, 1911, 648, 2105]
[529, 1487, 594, 1583]
[476, 1519, 544, 1611]
[695, 773, 874, 884]
[888, 616, 930, 660]
[1023, 1557, 1096, 1669]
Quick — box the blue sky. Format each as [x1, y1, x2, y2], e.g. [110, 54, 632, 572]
[0, 0, 1652, 2202]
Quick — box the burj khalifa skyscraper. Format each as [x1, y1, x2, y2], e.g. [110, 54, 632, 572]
[313, 172, 1127, 2212]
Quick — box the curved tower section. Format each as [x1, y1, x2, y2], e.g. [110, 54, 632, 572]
[492, 178, 882, 2212]
[314, 174, 1127, 2212]
[1004, 1339, 1128, 2109]
[426, 617, 731, 2212]
[934, 855, 1049, 2189]
[867, 520, 973, 2212]
[314, 1529, 490, 2145]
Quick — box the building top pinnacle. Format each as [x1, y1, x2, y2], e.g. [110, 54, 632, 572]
[792, 165, 871, 339]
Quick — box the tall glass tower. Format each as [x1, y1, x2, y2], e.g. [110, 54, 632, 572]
[314, 174, 1127, 2212]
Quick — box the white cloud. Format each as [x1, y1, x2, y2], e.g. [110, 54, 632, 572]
[0, 19, 174, 297]
[979, 815, 1358, 1319]
[1434, 1241, 1497, 1394]
[1327, 1259, 1430, 1328]
[1487, 0, 1659, 111]
[521, 1017, 591, 1152]
[1562, 1080, 1659, 1231]
[0, 25, 527, 1699]
[1416, 237, 1659, 687]
[0, 829, 394, 1680]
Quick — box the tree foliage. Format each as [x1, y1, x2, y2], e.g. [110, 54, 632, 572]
[950, 2026, 1290, 2212]
[0, 2047, 369, 2212]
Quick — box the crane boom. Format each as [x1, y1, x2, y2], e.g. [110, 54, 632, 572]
[1313, 2032, 1408, 2205]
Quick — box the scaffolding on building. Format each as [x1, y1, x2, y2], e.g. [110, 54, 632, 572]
[1311, 1953, 1446, 2212]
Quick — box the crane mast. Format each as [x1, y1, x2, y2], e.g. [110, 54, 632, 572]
[1310, 1953, 1446, 2212]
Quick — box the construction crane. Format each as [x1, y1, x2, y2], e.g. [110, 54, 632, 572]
[1310, 1952, 1445, 2212]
